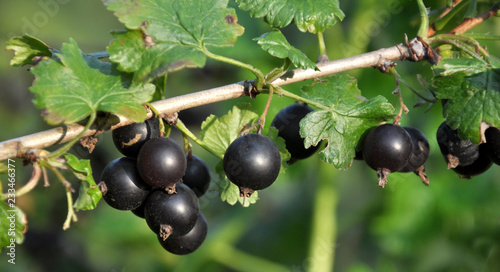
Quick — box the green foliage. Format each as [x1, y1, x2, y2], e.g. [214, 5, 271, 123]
[433, 61, 500, 143]
[236, 0, 344, 33]
[255, 29, 318, 70]
[2, 0, 500, 270]
[5, 35, 52, 66]
[29, 39, 155, 125]
[0, 201, 26, 254]
[104, 0, 244, 80]
[64, 154, 102, 211]
[300, 75, 395, 169]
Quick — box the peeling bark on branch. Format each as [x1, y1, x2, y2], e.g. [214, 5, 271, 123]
[0, 40, 433, 161]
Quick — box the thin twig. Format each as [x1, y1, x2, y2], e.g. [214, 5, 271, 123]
[448, 3, 499, 34]
[0, 41, 422, 161]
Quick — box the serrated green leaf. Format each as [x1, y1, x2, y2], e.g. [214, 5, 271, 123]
[30, 38, 155, 125]
[0, 201, 26, 254]
[255, 29, 318, 70]
[299, 75, 395, 169]
[267, 126, 291, 173]
[200, 103, 259, 157]
[108, 30, 206, 80]
[435, 58, 488, 76]
[104, 0, 244, 80]
[237, 0, 344, 33]
[6, 35, 52, 66]
[433, 68, 500, 143]
[65, 154, 102, 211]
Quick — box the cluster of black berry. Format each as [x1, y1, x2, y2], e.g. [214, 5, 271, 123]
[222, 103, 320, 198]
[358, 124, 430, 187]
[99, 118, 211, 255]
[437, 122, 500, 178]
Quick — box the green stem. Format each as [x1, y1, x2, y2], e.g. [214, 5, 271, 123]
[308, 161, 338, 272]
[43, 162, 77, 230]
[434, 0, 471, 31]
[416, 0, 430, 37]
[273, 87, 329, 110]
[175, 119, 223, 160]
[430, 33, 489, 57]
[428, 38, 488, 63]
[202, 47, 265, 90]
[48, 112, 97, 159]
[317, 32, 327, 56]
[210, 242, 289, 272]
[388, 69, 436, 103]
[62, 187, 77, 230]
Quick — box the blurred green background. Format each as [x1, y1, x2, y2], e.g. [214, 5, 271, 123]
[1, 0, 500, 271]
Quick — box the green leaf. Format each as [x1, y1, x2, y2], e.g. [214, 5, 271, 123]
[433, 68, 500, 143]
[65, 154, 102, 211]
[236, 0, 344, 33]
[299, 75, 396, 169]
[30, 38, 155, 125]
[200, 103, 259, 157]
[6, 35, 52, 66]
[267, 126, 291, 173]
[104, 0, 244, 80]
[255, 29, 318, 70]
[0, 201, 26, 254]
[434, 58, 488, 76]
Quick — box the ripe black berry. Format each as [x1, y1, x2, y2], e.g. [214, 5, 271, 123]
[362, 124, 412, 187]
[436, 122, 480, 168]
[223, 133, 281, 197]
[485, 127, 500, 165]
[144, 183, 199, 239]
[271, 103, 319, 163]
[112, 118, 160, 158]
[451, 145, 493, 178]
[158, 212, 207, 255]
[399, 126, 430, 185]
[137, 137, 186, 189]
[399, 127, 430, 172]
[182, 154, 210, 197]
[99, 157, 151, 210]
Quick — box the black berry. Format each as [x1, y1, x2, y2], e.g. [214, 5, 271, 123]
[137, 137, 186, 189]
[271, 103, 319, 163]
[182, 154, 211, 197]
[436, 122, 480, 168]
[223, 133, 281, 197]
[361, 124, 412, 187]
[399, 127, 430, 172]
[99, 157, 151, 210]
[144, 183, 199, 239]
[451, 145, 493, 178]
[485, 127, 500, 165]
[112, 118, 160, 158]
[158, 212, 207, 255]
